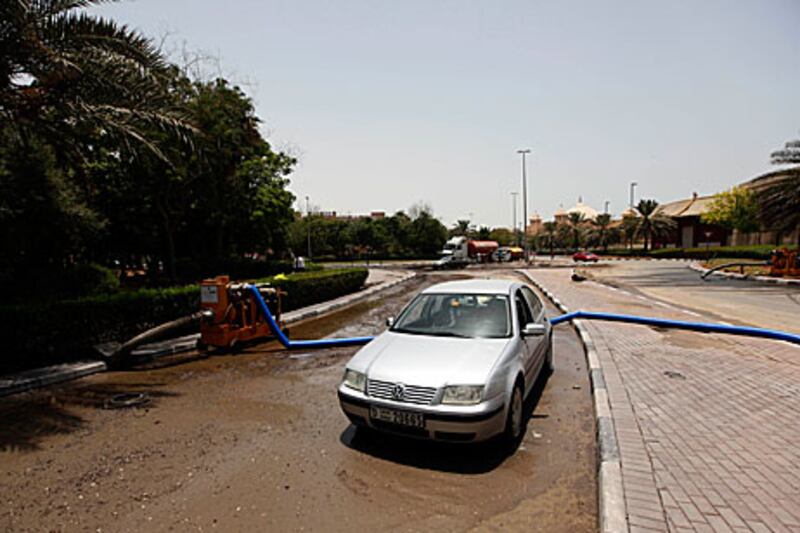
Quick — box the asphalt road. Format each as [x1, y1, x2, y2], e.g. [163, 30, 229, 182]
[585, 260, 800, 334]
[0, 270, 597, 532]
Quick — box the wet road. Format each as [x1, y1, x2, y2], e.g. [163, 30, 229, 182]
[586, 260, 800, 333]
[0, 270, 596, 532]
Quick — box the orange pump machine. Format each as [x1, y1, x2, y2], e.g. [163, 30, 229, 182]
[199, 275, 286, 349]
[770, 248, 800, 278]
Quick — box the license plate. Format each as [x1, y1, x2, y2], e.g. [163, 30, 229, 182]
[369, 406, 425, 428]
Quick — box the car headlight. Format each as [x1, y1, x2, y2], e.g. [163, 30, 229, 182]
[342, 369, 366, 392]
[442, 385, 484, 405]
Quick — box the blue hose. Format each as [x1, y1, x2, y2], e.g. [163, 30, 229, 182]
[550, 311, 800, 346]
[247, 285, 374, 349]
[248, 284, 800, 349]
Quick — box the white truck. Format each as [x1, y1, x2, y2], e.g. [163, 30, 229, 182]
[435, 236, 499, 269]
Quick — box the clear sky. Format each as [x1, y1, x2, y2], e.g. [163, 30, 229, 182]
[94, 0, 800, 228]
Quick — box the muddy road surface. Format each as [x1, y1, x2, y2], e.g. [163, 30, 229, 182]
[0, 270, 596, 532]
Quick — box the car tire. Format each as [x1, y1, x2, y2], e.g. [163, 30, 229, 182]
[503, 381, 525, 447]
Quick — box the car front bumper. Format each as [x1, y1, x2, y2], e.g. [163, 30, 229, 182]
[337, 385, 506, 442]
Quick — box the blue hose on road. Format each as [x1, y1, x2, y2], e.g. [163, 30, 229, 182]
[248, 284, 800, 349]
[247, 285, 374, 349]
[550, 311, 800, 346]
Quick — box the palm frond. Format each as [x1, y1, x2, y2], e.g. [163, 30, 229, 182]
[758, 171, 800, 233]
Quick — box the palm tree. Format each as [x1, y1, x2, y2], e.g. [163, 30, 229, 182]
[770, 136, 800, 165]
[635, 199, 676, 252]
[541, 221, 558, 258]
[621, 213, 639, 250]
[0, 0, 192, 160]
[451, 219, 471, 237]
[589, 213, 616, 252]
[567, 212, 585, 251]
[761, 136, 800, 247]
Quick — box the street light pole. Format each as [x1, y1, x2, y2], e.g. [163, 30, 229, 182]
[511, 192, 519, 246]
[517, 149, 531, 260]
[305, 195, 312, 259]
[629, 182, 638, 210]
[605, 200, 610, 215]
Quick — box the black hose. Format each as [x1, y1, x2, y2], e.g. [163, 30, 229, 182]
[101, 310, 211, 366]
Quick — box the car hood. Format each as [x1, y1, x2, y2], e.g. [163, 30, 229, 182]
[347, 331, 510, 387]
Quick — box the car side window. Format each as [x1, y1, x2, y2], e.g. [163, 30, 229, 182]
[515, 290, 533, 331]
[521, 286, 543, 320]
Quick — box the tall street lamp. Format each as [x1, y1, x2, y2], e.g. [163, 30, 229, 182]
[604, 200, 610, 215]
[629, 182, 638, 210]
[305, 195, 312, 259]
[517, 149, 531, 260]
[510, 192, 519, 246]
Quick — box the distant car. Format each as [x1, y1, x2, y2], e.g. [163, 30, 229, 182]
[337, 279, 553, 445]
[573, 251, 599, 262]
[493, 248, 512, 262]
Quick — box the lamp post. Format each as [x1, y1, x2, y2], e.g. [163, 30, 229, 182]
[305, 195, 312, 259]
[517, 149, 531, 260]
[511, 192, 519, 246]
[605, 200, 610, 215]
[629, 182, 638, 209]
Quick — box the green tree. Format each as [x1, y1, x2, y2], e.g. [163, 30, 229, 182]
[0, 0, 192, 162]
[588, 213, 618, 252]
[539, 221, 559, 258]
[701, 186, 759, 234]
[635, 199, 676, 252]
[567, 212, 586, 250]
[770, 135, 800, 165]
[476, 226, 491, 240]
[451, 219, 471, 237]
[759, 135, 800, 247]
[410, 209, 448, 256]
[489, 227, 515, 246]
[621, 213, 639, 250]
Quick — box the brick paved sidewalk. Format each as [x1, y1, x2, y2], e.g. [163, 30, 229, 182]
[526, 269, 800, 533]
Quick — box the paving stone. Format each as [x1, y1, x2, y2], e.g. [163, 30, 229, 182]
[526, 268, 800, 533]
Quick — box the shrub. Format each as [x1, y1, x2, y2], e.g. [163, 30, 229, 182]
[648, 245, 795, 260]
[173, 256, 321, 284]
[0, 268, 367, 373]
[595, 245, 796, 260]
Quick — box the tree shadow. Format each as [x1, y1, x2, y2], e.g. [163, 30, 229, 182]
[339, 368, 551, 474]
[0, 381, 179, 452]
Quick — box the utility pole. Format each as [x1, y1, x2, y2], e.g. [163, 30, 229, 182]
[517, 149, 531, 260]
[305, 195, 312, 259]
[511, 192, 519, 246]
[604, 200, 610, 215]
[629, 182, 638, 210]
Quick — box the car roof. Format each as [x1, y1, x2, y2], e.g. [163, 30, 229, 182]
[422, 278, 519, 295]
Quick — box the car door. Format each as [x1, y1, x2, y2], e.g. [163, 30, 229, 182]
[521, 286, 549, 376]
[514, 289, 538, 391]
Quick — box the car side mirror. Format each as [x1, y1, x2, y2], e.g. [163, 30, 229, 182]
[386, 316, 395, 327]
[522, 323, 546, 337]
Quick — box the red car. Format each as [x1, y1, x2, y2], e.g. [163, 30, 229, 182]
[573, 251, 599, 262]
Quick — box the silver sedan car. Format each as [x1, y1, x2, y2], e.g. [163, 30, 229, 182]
[337, 279, 553, 444]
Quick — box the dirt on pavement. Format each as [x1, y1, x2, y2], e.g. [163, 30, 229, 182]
[0, 270, 596, 532]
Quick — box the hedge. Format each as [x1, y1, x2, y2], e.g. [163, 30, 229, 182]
[173, 256, 321, 284]
[648, 245, 796, 260]
[0, 268, 367, 373]
[594, 245, 796, 260]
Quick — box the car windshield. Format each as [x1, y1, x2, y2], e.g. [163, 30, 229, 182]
[391, 293, 511, 339]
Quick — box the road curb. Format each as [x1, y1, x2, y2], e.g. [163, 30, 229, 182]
[0, 270, 417, 399]
[517, 269, 629, 533]
[688, 262, 800, 285]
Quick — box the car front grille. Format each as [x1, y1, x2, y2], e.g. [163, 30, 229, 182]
[367, 379, 437, 405]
